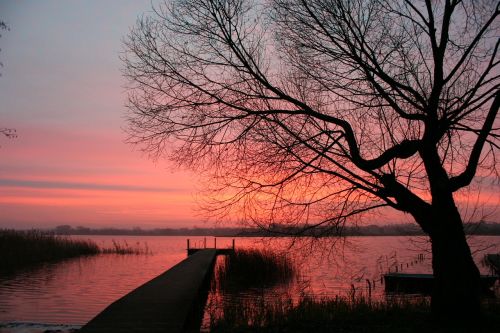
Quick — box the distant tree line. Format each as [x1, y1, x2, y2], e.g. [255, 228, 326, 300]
[51, 222, 500, 237]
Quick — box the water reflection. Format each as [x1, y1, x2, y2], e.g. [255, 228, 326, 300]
[202, 236, 500, 330]
[0, 235, 498, 328]
[0, 236, 187, 325]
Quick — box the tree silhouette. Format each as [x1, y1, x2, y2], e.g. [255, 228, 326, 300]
[123, 0, 499, 318]
[0, 128, 16, 138]
[0, 20, 16, 140]
[0, 20, 7, 73]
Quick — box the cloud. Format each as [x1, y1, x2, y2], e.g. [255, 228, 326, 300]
[0, 178, 183, 193]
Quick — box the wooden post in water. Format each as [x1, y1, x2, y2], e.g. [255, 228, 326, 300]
[232, 239, 235, 251]
[204, 237, 206, 249]
[187, 239, 190, 252]
[214, 237, 217, 249]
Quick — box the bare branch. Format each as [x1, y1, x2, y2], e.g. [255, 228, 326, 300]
[450, 90, 500, 191]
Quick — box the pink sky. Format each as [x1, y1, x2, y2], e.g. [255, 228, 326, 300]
[0, 1, 497, 229]
[0, 1, 203, 229]
[0, 125, 199, 228]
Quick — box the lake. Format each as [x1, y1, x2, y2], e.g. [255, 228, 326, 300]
[0, 235, 499, 331]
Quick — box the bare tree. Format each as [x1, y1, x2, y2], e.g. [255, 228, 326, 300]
[0, 21, 9, 76]
[0, 128, 16, 138]
[0, 20, 8, 73]
[0, 20, 16, 141]
[123, 0, 499, 318]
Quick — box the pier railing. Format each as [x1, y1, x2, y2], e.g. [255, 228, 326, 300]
[187, 237, 235, 256]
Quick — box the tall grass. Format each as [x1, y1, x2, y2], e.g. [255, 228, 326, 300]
[0, 229, 150, 272]
[210, 295, 500, 332]
[100, 239, 151, 255]
[0, 229, 99, 271]
[216, 248, 297, 291]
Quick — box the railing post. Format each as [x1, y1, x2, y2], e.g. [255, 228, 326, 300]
[366, 279, 372, 300]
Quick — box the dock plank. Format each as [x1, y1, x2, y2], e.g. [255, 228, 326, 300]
[80, 249, 217, 333]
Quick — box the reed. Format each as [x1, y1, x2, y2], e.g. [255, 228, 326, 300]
[215, 248, 297, 291]
[210, 295, 500, 332]
[0, 229, 100, 271]
[100, 239, 151, 255]
[0, 229, 151, 271]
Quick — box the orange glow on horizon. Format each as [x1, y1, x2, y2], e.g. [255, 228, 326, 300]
[0, 0, 498, 230]
[0, 125, 202, 229]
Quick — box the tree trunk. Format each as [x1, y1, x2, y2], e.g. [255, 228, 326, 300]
[429, 201, 481, 321]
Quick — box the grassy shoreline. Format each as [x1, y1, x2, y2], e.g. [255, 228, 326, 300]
[0, 229, 150, 272]
[210, 295, 500, 332]
[208, 249, 500, 332]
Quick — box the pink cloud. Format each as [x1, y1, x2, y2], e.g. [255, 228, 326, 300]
[0, 125, 201, 228]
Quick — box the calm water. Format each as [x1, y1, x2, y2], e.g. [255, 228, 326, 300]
[0, 235, 499, 329]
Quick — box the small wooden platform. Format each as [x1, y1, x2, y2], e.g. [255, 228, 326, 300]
[80, 249, 217, 333]
[187, 248, 234, 256]
[186, 238, 235, 256]
[384, 273, 498, 294]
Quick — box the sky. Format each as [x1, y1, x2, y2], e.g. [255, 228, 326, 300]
[0, 1, 497, 230]
[0, 0, 202, 229]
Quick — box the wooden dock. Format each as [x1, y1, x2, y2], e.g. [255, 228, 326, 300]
[80, 249, 217, 333]
[186, 238, 235, 256]
[384, 273, 498, 294]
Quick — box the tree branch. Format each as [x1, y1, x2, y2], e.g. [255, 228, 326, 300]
[450, 91, 500, 191]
